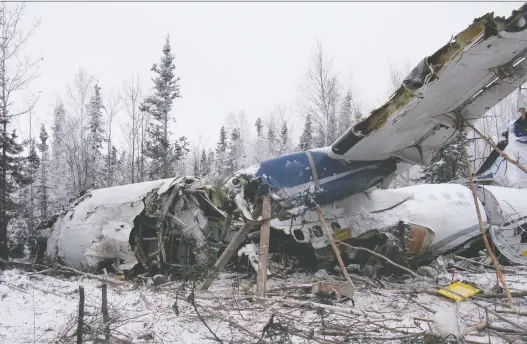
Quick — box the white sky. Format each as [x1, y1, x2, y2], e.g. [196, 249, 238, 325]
[14, 1, 523, 150]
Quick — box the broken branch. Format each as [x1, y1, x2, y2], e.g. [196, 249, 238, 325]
[315, 205, 355, 290]
[458, 115, 513, 307]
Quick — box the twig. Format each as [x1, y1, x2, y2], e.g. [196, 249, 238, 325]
[199, 304, 271, 344]
[458, 114, 513, 307]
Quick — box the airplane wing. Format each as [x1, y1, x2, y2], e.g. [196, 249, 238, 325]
[328, 3, 527, 167]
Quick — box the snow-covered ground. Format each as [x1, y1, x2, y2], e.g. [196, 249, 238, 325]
[1, 263, 526, 344]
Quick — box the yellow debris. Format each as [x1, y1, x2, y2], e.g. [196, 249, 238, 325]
[438, 282, 481, 301]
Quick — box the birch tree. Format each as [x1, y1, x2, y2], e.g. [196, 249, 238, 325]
[298, 42, 341, 148]
[122, 76, 142, 183]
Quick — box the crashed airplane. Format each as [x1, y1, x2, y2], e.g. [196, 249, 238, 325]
[42, 4, 527, 275]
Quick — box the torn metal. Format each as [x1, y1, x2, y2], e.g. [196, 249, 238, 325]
[42, 177, 239, 273]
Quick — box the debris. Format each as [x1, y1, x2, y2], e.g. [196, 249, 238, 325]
[311, 281, 354, 298]
[438, 282, 481, 301]
[153, 274, 168, 286]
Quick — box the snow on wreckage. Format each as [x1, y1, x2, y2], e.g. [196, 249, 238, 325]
[43, 177, 233, 274]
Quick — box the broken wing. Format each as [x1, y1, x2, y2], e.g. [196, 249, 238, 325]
[329, 4, 527, 166]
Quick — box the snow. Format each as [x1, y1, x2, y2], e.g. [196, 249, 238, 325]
[1, 266, 526, 344]
[47, 178, 178, 271]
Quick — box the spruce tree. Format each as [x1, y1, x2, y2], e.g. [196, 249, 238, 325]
[142, 35, 189, 180]
[207, 149, 215, 175]
[37, 124, 50, 219]
[215, 126, 228, 177]
[86, 84, 105, 190]
[226, 128, 240, 175]
[200, 149, 208, 176]
[421, 133, 469, 184]
[298, 114, 313, 151]
[255, 117, 263, 137]
[50, 102, 69, 211]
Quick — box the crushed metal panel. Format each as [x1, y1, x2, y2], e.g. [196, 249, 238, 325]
[46, 178, 182, 271]
[479, 185, 527, 265]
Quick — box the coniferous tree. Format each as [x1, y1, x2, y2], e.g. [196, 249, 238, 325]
[226, 128, 240, 175]
[215, 126, 228, 177]
[298, 114, 313, 151]
[142, 35, 189, 180]
[200, 149, 209, 176]
[255, 117, 263, 137]
[86, 84, 105, 190]
[421, 134, 470, 184]
[207, 149, 215, 175]
[50, 102, 69, 211]
[37, 125, 50, 219]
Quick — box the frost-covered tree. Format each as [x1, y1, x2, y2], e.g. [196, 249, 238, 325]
[421, 133, 469, 184]
[298, 114, 313, 151]
[49, 102, 70, 210]
[299, 42, 341, 148]
[338, 91, 352, 138]
[327, 112, 338, 144]
[86, 83, 105, 189]
[267, 124, 277, 157]
[37, 125, 50, 219]
[200, 149, 209, 176]
[226, 128, 241, 175]
[215, 126, 228, 178]
[255, 117, 263, 137]
[141, 35, 189, 180]
[0, 3, 41, 259]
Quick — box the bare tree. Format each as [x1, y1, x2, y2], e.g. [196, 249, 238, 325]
[103, 87, 121, 186]
[122, 76, 142, 183]
[0, 3, 41, 259]
[63, 69, 95, 196]
[298, 42, 341, 148]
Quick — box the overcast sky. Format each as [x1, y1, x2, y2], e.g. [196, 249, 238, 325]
[14, 1, 523, 150]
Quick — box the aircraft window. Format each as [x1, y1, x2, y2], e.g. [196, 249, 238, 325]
[293, 229, 305, 241]
[456, 191, 466, 199]
[331, 222, 341, 231]
[311, 226, 323, 238]
[428, 194, 439, 201]
[442, 192, 452, 200]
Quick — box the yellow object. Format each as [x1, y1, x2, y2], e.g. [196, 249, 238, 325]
[335, 228, 352, 241]
[438, 282, 481, 301]
[118, 275, 125, 281]
[521, 251, 527, 257]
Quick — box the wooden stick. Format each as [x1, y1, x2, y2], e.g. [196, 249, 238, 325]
[198, 222, 253, 291]
[101, 283, 110, 340]
[255, 196, 271, 297]
[315, 205, 355, 289]
[458, 116, 513, 306]
[464, 119, 527, 176]
[77, 285, 84, 344]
